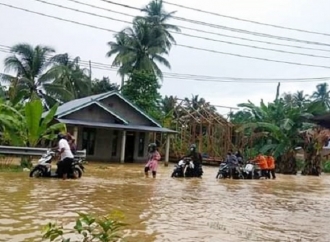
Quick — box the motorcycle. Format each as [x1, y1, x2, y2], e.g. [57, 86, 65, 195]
[171, 159, 187, 178]
[216, 163, 229, 179]
[242, 162, 262, 179]
[29, 149, 85, 179]
[171, 157, 203, 178]
[216, 163, 243, 179]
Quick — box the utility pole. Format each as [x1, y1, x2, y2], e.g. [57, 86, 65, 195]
[121, 75, 125, 93]
[89, 60, 92, 81]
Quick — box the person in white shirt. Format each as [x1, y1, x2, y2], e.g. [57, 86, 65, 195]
[57, 133, 74, 180]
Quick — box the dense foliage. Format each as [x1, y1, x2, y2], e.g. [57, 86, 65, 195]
[230, 83, 330, 174]
[0, 0, 329, 175]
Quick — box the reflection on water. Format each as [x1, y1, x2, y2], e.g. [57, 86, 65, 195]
[1, 164, 330, 241]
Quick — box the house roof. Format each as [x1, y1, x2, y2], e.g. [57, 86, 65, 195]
[42, 91, 162, 127]
[57, 118, 177, 133]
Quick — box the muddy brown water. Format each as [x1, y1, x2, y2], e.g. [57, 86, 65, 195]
[1, 163, 330, 242]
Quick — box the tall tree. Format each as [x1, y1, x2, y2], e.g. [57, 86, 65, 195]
[138, 0, 180, 49]
[293, 90, 309, 107]
[121, 70, 162, 119]
[311, 83, 330, 109]
[106, 18, 170, 80]
[44, 53, 91, 103]
[91, 77, 119, 95]
[0, 43, 71, 106]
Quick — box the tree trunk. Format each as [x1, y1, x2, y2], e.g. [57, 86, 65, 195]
[276, 151, 297, 175]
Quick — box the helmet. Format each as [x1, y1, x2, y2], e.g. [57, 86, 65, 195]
[57, 133, 65, 140]
[148, 143, 157, 152]
[190, 144, 196, 151]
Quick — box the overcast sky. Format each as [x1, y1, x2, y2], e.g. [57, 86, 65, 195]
[1, 0, 330, 115]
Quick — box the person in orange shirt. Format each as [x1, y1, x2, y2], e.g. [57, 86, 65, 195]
[266, 154, 276, 179]
[253, 153, 269, 179]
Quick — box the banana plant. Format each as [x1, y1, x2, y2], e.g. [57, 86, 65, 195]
[235, 84, 326, 173]
[4, 99, 66, 147]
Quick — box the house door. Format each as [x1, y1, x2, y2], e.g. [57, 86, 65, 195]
[125, 132, 135, 163]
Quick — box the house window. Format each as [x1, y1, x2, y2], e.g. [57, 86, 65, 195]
[138, 132, 145, 157]
[112, 130, 118, 156]
[82, 128, 96, 155]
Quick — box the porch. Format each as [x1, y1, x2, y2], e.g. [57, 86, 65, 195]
[62, 119, 176, 163]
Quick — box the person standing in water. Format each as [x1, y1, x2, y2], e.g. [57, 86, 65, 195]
[144, 143, 161, 178]
[267, 153, 276, 179]
[56, 133, 75, 180]
[66, 132, 77, 155]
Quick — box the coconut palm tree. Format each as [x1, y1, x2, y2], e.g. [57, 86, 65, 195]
[45, 53, 91, 102]
[311, 83, 330, 109]
[0, 43, 71, 107]
[137, 0, 180, 49]
[107, 18, 170, 80]
[293, 90, 309, 107]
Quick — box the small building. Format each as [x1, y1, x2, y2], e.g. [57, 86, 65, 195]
[43, 91, 176, 163]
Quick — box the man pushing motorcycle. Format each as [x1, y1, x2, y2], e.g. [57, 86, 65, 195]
[54, 133, 75, 180]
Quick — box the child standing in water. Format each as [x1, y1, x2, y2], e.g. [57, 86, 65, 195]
[144, 143, 161, 178]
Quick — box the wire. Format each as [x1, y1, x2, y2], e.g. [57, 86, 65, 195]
[2, 3, 330, 70]
[98, 0, 330, 47]
[0, 47, 329, 83]
[32, 0, 330, 59]
[1, 46, 329, 83]
[0, 3, 118, 33]
[175, 44, 330, 69]
[163, 1, 330, 37]
[64, 0, 330, 53]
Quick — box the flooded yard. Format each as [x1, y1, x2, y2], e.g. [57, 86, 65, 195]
[0, 163, 330, 242]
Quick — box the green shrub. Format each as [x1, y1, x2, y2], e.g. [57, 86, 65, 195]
[42, 211, 126, 242]
[323, 160, 330, 173]
[20, 157, 33, 169]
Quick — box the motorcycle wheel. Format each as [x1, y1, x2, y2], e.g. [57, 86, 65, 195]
[217, 173, 224, 179]
[29, 167, 44, 178]
[72, 167, 82, 178]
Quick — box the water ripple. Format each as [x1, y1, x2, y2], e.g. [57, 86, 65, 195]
[0, 165, 330, 241]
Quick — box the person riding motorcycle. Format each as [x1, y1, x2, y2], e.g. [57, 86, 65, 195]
[187, 144, 203, 177]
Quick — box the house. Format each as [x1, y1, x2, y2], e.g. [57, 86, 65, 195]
[43, 91, 177, 163]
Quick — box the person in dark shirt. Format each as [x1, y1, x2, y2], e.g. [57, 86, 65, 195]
[188, 144, 203, 177]
[226, 150, 238, 178]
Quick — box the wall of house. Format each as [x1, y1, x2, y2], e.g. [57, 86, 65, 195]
[75, 127, 112, 161]
[72, 125, 149, 162]
[64, 104, 117, 123]
[99, 95, 156, 126]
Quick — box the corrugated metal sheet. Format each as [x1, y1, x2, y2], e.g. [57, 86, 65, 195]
[42, 91, 115, 118]
[57, 118, 178, 133]
[42, 91, 163, 128]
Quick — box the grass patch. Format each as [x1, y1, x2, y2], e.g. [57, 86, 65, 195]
[0, 155, 32, 172]
[0, 164, 23, 172]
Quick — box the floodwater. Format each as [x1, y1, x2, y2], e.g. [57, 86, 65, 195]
[1, 164, 330, 242]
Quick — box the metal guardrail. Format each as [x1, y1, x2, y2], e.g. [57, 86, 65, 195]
[0, 146, 86, 159]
